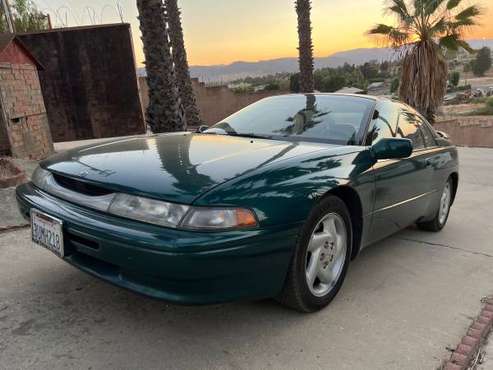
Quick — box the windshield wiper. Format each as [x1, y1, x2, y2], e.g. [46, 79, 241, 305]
[225, 132, 273, 140]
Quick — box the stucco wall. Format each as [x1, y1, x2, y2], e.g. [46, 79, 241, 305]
[19, 24, 145, 142]
[0, 63, 53, 159]
[139, 77, 280, 126]
[435, 117, 493, 148]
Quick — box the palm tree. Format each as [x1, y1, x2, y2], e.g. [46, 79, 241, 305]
[165, 0, 201, 128]
[368, 0, 482, 122]
[136, 0, 184, 132]
[295, 0, 315, 93]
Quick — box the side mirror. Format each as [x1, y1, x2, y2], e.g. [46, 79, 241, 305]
[436, 130, 449, 140]
[196, 125, 209, 133]
[371, 138, 413, 160]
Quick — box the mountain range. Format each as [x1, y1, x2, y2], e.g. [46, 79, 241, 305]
[137, 39, 493, 82]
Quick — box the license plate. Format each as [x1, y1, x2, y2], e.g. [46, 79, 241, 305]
[31, 209, 64, 258]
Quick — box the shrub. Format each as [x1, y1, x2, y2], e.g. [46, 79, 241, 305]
[466, 97, 493, 115]
[449, 71, 460, 88]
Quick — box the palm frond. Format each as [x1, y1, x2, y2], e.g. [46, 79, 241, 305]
[455, 5, 482, 21]
[446, 0, 461, 10]
[440, 34, 473, 53]
[387, 0, 413, 25]
[367, 24, 395, 35]
[368, 23, 410, 47]
[424, 0, 447, 16]
[429, 17, 447, 34]
[451, 17, 478, 28]
[456, 40, 474, 53]
[439, 33, 461, 51]
[414, 0, 425, 16]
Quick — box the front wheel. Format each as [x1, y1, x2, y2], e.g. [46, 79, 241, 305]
[278, 196, 352, 313]
[417, 178, 453, 232]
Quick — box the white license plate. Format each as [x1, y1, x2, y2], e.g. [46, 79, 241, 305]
[31, 210, 64, 258]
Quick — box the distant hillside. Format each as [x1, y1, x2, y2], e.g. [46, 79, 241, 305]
[137, 39, 493, 82]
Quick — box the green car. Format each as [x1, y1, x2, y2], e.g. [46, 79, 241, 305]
[16, 94, 458, 312]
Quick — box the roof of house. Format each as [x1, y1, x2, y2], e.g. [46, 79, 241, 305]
[0, 33, 44, 69]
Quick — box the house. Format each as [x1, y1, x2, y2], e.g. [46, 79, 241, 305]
[0, 33, 53, 159]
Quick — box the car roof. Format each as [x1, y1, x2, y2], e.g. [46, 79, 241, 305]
[270, 93, 389, 102]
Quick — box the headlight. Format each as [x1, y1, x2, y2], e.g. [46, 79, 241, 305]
[109, 193, 189, 228]
[31, 166, 51, 190]
[33, 167, 258, 231]
[181, 207, 258, 230]
[109, 194, 257, 230]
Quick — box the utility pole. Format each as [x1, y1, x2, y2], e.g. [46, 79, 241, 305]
[1, 0, 15, 33]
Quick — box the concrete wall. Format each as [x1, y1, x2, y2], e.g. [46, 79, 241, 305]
[0, 63, 53, 159]
[435, 117, 493, 148]
[19, 24, 145, 142]
[139, 77, 280, 126]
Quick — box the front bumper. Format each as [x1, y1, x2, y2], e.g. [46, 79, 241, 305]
[16, 183, 300, 304]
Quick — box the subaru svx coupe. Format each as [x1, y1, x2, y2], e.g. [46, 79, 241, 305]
[16, 94, 458, 312]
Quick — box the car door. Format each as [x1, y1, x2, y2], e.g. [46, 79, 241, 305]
[367, 104, 434, 244]
[412, 114, 454, 218]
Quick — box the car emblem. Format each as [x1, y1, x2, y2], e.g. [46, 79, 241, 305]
[79, 171, 89, 178]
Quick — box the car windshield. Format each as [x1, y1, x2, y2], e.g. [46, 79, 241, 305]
[205, 95, 375, 145]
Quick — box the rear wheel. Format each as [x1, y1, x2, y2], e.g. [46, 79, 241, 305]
[278, 196, 352, 312]
[417, 178, 453, 232]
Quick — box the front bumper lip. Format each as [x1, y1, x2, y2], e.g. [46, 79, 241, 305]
[16, 182, 300, 304]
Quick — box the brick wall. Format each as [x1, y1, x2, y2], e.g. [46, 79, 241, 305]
[19, 24, 145, 142]
[139, 77, 281, 126]
[0, 63, 53, 159]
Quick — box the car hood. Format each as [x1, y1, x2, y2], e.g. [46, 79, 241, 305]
[42, 133, 346, 204]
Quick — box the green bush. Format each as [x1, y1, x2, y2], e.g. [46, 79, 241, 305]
[390, 78, 399, 93]
[486, 97, 493, 109]
[449, 71, 460, 88]
[466, 97, 493, 115]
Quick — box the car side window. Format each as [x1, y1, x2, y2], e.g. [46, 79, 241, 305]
[396, 111, 426, 150]
[366, 101, 399, 145]
[416, 116, 437, 147]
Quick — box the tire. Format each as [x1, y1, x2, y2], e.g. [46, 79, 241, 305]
[278, 195, 352, 313]
[417, 177, 453, 232]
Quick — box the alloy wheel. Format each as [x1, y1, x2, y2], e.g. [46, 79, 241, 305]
[305, 213, 347, 297]
[439, 181, 452, 226]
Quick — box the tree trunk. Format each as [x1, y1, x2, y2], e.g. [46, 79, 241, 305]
[165, 0, 201, 128]
[136, 0, 185, 132]
[399, 41, 448, 123]
[295, 0, 314, 93]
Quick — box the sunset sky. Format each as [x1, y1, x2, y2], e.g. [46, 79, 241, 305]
[36, 0, 493, 66]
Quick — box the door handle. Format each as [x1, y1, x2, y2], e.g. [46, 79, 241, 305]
[425, 158, 433, 167]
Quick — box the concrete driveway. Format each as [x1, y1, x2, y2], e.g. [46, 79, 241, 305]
[1, 147, 492, 370]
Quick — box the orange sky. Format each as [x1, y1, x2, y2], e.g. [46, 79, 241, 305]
[38, 0, 493, 66]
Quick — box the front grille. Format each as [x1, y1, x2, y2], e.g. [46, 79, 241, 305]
[52, 173, 113, 196]
[65, 231, 100, 251]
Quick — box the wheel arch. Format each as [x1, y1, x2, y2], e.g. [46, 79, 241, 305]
[450, 172, 459, 205]
[323, 185, 363, 260]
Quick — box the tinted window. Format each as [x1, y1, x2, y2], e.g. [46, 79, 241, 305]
[366, 101, 399, 145]
[207, 95, 375, 145]
[416, 116, 437, 147]
[396, 111, 425, 150]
